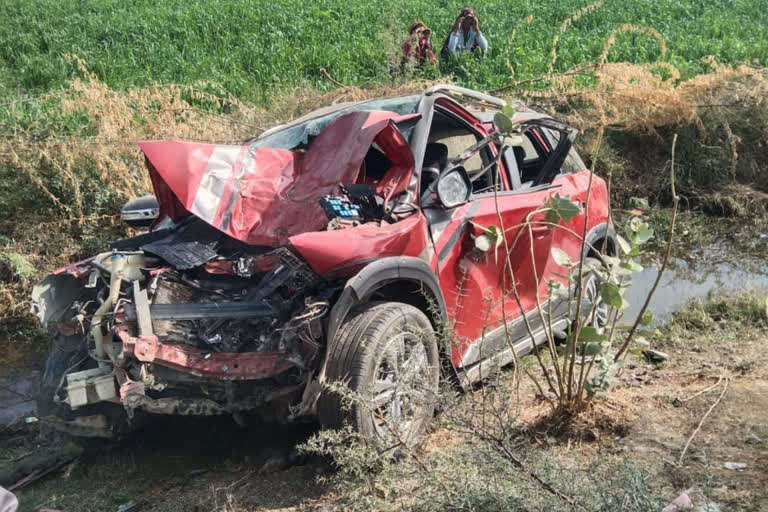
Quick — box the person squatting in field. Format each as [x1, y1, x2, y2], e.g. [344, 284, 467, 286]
[401, 20, 437, 69]
[441, 7, 488, 57]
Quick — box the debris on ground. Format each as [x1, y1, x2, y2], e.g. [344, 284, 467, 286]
[0, 441, 83, 489]
[744, 434, 762, 445]
[723, 462, 747, 470]
[643, 349, 670, 363]
[258, 447, 306, 474]
[661, 488, 720, 512]
[115, 500, 143, 512]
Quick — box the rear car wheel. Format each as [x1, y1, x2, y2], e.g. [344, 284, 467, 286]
[319, 302, 440, 450]
[582, 257, 609, 328]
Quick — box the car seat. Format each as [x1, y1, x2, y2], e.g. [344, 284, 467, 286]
[513, 146, 528, 182]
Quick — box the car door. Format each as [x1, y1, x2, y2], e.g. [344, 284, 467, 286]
[428, 114, 579, 370]
[423, 100, 541, 369]
[495, 120, 585, 335]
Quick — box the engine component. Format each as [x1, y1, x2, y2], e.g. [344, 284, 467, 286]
[320, 195, 362, 221]
[142, 240, 218, 270]
[129, 247, 322, 354]
[131, 300, 280, 321]
[64, 367, 117, 409]
[342, 183, 385, 220]
[91, 251, 147, 364]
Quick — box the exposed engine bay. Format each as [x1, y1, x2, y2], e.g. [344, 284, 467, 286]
[29, 217, 346, 433]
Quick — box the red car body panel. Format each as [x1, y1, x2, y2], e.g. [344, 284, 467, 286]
[290, 213, 430, 276]
[139, 110, 417, 247]
[430, 171, 607, 367]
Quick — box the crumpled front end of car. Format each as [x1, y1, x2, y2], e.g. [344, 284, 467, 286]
[29, 108, 425, 437]
[30, 230, 330, 435]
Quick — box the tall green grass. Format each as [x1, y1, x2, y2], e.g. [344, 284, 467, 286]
[0, 0, 766, 102]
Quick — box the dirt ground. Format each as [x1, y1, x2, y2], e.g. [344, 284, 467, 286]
[551, 324, 768, 511]
[2, 302, 767, 512]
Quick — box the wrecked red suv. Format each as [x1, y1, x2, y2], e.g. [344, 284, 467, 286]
[31, 85, 614, 446]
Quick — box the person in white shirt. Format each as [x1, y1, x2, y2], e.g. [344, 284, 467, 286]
[441, 7, 489, 57]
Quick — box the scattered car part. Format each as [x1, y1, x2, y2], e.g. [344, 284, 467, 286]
[120, 194, 159, 229]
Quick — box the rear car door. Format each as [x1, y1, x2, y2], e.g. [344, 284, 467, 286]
[497, 120, 584, 327]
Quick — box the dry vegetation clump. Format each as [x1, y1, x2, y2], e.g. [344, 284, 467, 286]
[516, 394, 636, 444]
[513, 59, 768, 209]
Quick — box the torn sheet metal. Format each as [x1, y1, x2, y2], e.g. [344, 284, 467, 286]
[289, 213, 430, 275]
[140, 110, 417, 247]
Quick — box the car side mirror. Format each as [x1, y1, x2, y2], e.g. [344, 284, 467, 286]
[436, 166, 471, 209]
[121, 194, 159, 229]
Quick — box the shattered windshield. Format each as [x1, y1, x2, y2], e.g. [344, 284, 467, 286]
[251, 95, 421, 150]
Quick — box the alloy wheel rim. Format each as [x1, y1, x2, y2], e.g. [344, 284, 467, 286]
[370, 331, 431, 445]
[584, 274, 610, 327]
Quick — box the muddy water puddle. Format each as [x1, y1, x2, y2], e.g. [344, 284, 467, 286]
[625, 241, 768, 324]
[0, 370, 39, 425]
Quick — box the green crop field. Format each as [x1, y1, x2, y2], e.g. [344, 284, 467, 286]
[0, 0, 766, 102]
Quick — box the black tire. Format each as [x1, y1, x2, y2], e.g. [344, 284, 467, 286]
[318, 302, 440, 450]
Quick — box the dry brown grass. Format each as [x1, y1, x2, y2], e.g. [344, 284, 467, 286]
[509, 58, 768, 210]
[1, 58, 441, 221]
[517, 59, 768, 135]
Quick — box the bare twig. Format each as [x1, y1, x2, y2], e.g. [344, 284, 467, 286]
[480, 432, 583, 508]
[615, 133, 679, 361]
[678, 376, 729, 464]
[566, 128, 601, 404]
[320, 68, 349, 88]
[677, 374, 724, 404]
[488, 142, 552, 408]
[487, 64, 599, 94]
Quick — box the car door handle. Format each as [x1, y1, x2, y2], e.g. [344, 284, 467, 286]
[530, 225, 550, 237]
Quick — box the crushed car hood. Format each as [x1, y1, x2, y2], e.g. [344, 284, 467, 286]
[140, 110, 417, 246]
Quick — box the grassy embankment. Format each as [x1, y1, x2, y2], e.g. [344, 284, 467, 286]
[1, 0, 767, 357]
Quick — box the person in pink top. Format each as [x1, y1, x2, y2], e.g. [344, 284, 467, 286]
[401, 20, 437, 70]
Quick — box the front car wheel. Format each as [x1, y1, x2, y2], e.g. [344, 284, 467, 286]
[319, 302, 440, 450]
